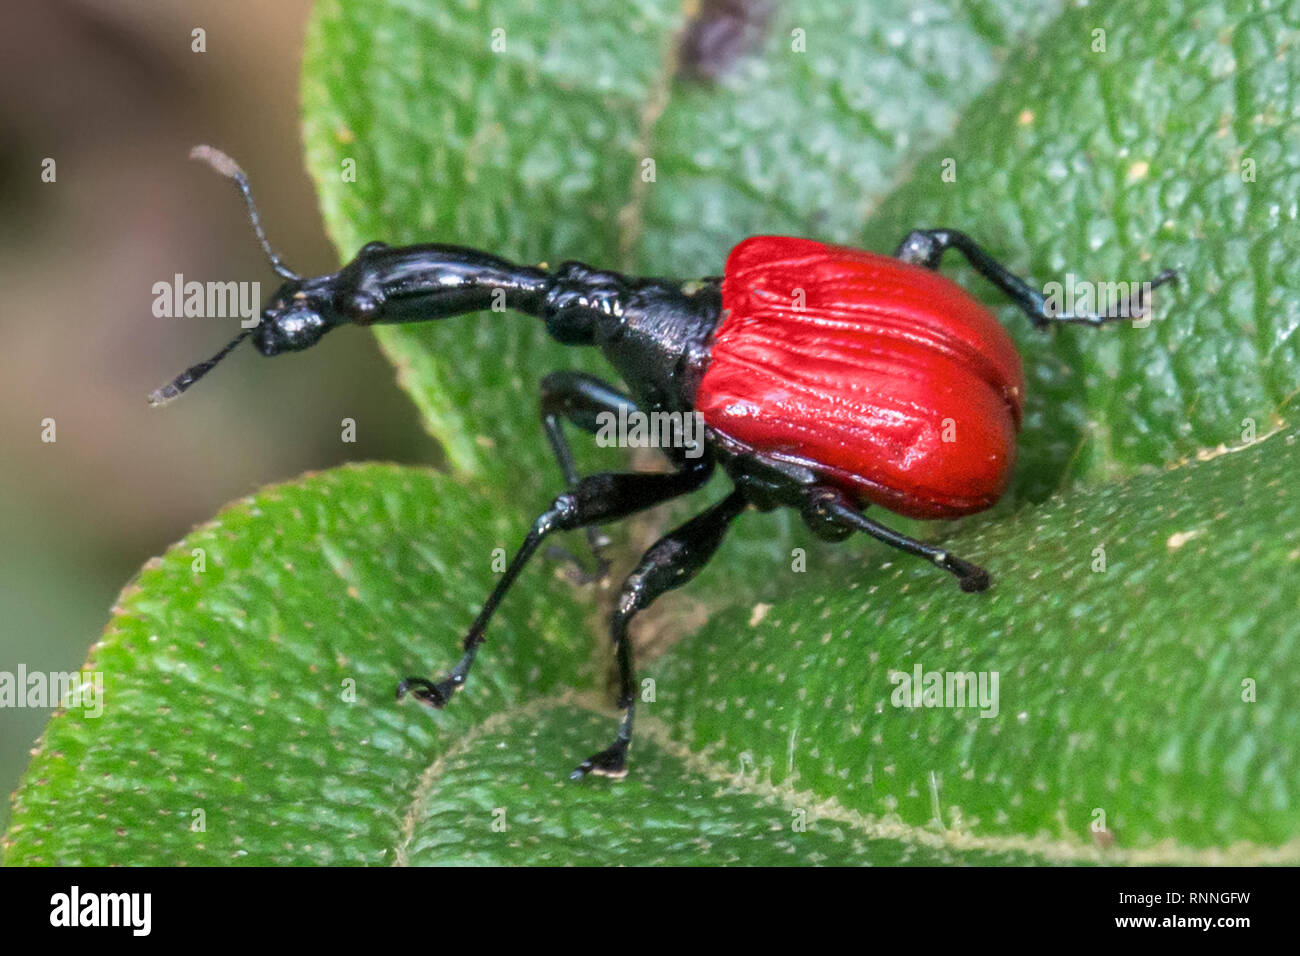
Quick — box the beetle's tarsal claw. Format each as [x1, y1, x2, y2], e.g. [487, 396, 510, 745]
[1118, 268, 1179, 322]
[939, 554, 990, 593]
[953, 562, 991, 593]
[396, 676, 454, 708]
[569, 741, 629, 781]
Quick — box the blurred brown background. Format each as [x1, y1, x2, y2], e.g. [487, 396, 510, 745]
[0, 0, 438, 828]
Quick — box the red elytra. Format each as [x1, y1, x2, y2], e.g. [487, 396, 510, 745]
[696, 236, 1026, 520]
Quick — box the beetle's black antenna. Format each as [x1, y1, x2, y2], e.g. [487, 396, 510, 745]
[147, 328, 253, 407]
[190, 145, 300, 281]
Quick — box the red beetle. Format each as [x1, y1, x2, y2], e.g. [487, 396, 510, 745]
[155, 147, 1175, 777]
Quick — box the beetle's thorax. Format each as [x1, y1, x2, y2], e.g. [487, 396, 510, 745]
[543, 261, 721, 414]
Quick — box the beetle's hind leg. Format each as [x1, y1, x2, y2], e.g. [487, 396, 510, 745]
[398, 456, 716, 710]
[572, 488, 749, 780]
[895, 228, 1176, 329]
[804, 487, 990, 593]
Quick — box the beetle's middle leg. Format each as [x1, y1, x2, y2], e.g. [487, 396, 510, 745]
[894, 228, 1176, 329]
[397, 455, 715, 710]
[803, 486, 991, 593]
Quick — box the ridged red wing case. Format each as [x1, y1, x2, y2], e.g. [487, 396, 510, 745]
[696, 236, 1025, 519]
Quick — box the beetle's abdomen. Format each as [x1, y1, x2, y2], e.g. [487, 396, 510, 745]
[697, 236, 1025, 519]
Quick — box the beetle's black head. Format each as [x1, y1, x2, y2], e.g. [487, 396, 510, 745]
[253, 277, 341, 356]
[149, 145, 337, 406]
[147, 276, 345, 406]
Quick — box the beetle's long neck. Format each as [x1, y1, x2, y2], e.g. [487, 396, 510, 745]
[340, 242, 646, 347]
[347, 242, 553, 323]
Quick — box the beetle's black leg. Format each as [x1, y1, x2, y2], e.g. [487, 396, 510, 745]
[894, 228, 1176, 330]
[540, 371, 641, 583]
[805, 487, 990, 593]
[571, 488, 750, 780]
[398, 457, 716, 709]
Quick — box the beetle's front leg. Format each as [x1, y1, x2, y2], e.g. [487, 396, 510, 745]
[804, 487, 991, 593]
[895, 228, 1176, 329]
[539, 371, 644, 584]
[398, 459, 715, 710]
[572, 488, 749, 780]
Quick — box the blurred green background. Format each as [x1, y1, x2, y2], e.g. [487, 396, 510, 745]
[0, 0, 438, 829]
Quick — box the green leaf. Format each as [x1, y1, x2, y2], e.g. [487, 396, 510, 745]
[652, 427, 1300, 856]
[867, 0, 1300, 496]
[7, 432, 1298, 864]
[397, 699, 1056, 865]
[2, 466, 593, 865]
